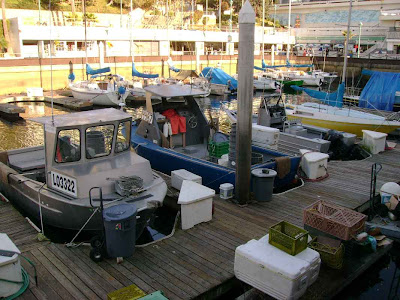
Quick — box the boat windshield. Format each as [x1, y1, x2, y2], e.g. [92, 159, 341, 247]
[86, 125, 114, 159]
[55, 129, 81, 163]
[115, 120, 131, 153]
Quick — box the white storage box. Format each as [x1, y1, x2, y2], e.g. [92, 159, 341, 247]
[171, 169, 202, 190]
[299, 149, 329, 180]
[178, 180, 215, 230]
[0, 233, 22, 298]
[27, 87, 43, 97]
[252, 124, 280, 150]
[258, 234, 321, 287]
[362, 130, 388, 154]
[235, 239, 310, 300]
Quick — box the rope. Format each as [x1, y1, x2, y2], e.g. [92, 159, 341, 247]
[37, 182, 46, 238]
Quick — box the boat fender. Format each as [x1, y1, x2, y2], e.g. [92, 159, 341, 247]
[163, 122, 169, 138]
[0, 162, 18, 184]
[168, 123, 173, 136]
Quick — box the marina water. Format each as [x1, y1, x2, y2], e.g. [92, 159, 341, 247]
[0, 96, 399, 298]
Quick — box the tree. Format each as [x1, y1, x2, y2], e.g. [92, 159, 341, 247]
[1, 0, 13, 55]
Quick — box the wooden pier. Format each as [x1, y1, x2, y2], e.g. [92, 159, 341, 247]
[1, 147, 399, 300]
[0, 103, 25, 120]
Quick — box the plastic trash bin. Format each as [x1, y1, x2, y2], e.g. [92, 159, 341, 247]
[251, 168, 277, 202]
[103, 203, 137, 258]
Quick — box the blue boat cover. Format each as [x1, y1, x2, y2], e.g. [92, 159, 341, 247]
[200, 67, 237, 90]
[291, 82, 345, 108]
[170, 65, 181, 72]
[359, 69, 400, 111]
[86, 64, 111, 76]
[262, 59, 268, 69]
[259, 59, 313, 69]
[132, 63, 159, 78]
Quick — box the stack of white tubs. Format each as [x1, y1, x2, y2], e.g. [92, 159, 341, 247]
[234, 234, 321, 300]
[252, 124, 280, 150]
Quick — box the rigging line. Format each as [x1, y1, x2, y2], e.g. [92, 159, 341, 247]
[49, 1, 54, 125]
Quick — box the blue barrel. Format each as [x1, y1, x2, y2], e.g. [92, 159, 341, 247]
[103, 203, 137, 258]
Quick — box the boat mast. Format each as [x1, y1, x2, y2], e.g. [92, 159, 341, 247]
[262, 0, 265, 62]
[49, 0, 54, 125]
[342, 0, 352, 85]
[130, 0, 133, 63]
[84, 0, 88, 80]
[286, 0, 291, 63]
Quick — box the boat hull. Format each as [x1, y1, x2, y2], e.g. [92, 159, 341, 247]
[131, 133, 300, 192]
[70, 89, 125, 106]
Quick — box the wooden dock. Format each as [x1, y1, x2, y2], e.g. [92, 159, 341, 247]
[1, 147, 399, 300]
[0, 103, 25, 120]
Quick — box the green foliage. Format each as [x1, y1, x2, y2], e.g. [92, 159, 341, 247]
[221, 1, 229, 12]
[40, 0, 61, 9]
[194, 10, 203, 24]
[65, 12, 82, 24]
[84, 12, 98, 23]
[0, 20, 10, 53]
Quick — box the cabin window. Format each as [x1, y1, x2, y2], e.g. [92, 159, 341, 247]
[115, 120, 131, 153]
[55, 129, 81, 163]
[86, 125, 114, 159]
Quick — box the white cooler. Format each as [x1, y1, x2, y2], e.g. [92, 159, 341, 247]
[171, 169, 202, 190]
[252, 125, 280, 150]
[299, 149, 329, 180]
[258, 234, 321, 287]
[362, 130, 387, 154]
[235, 239, 310, 300]
[0, 233, 23, 298]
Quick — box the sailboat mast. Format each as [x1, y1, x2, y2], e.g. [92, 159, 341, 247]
[83, 0, 88, 80]
[286, 0, 291, 62]
[342, 0, 352, 84]
[130, 0, 133, 62]
[262, 0, 265, 61]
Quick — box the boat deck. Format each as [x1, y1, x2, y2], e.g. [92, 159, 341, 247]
[2, 147, 399, 300]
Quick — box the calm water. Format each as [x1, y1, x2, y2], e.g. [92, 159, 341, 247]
[1, 95, 399, 298]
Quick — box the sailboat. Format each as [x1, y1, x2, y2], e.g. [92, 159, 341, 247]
[286, 0, 400, 136]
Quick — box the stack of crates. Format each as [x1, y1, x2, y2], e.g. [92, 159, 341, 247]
[303, 200, 367, 268]
[208, 140, 229, 159]
[234, 221, 321, 300]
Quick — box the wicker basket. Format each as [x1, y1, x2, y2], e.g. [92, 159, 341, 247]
[303, 200, 366, 241]
[269, 221, 308, 256]
[309, 237, 344, 269]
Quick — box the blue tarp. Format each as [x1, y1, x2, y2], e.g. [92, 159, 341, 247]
[200, 67, 237, 90]
[169, 65, 181, 72]
[86, 64, 111, 76]
[132, 63, 159, 79]
[291, 82, 345, 108]
[359, 69, 400, 111]
[258, 59, 313, 70]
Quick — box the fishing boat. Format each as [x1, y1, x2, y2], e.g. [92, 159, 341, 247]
[0, 108, 167, 235]
[131, 85, 300, 192]
[69, 65, 130, 106]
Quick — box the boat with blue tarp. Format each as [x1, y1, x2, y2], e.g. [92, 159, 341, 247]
[131, 85, 301, 192]
[200, 67, 238, 95]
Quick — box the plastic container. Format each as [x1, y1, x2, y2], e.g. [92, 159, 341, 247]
[171, 169, 202, 190]
[252, 124, 280, 150]
[251, 168, 277, 202]
[362, 130, 388, 154]
[235, 239, 310, 300]
[139, 291, 169, 300]
[103, 204, 137, 258]
[27, 87, 43, 97]
[208, 140, 229, 158]
[269, 221, 309, 256]
[299, 149, 329, 180]
[0, 234, 23, 298]
[220, 183, 234, 199]
[303, 200, 366, 241]
[259, 234, 321, 287]
[308, 236, 344, 269]
[178, 180, 215, 230]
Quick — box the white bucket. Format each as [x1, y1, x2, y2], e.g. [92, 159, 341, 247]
[220, 183, 234, 199]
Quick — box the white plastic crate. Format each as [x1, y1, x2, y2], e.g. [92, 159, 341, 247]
[299, 149, 329, 180]
[362, 130, 387, 154]
[258, 234, 321, 287]
[177, 180, 215, 230]
[171, 169, 202, 190]
[0, 234, 22, 298]
[235, 239, 310, 300]
[252, 124, 280, 150]
[27, 87, 43, 97]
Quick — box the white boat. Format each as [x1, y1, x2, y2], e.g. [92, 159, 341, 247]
[253, 73, 280, 90]
[69, 71, 130, 106]
[286, 102, 400, 136]
[0, 108, 167, 235]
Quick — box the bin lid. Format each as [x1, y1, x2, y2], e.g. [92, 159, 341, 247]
[0, 233, 20, 267]
[103, 203, 137, 222]
[251, 168, 277, 178]
[178, 180, 215, 204]
[362, 130, 388, 139]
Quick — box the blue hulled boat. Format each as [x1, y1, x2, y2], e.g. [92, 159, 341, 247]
[131, 85, 300, 192]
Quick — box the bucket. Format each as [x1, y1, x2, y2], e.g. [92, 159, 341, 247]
[220, 183, 234, 199]
[251, 152, 264, 165]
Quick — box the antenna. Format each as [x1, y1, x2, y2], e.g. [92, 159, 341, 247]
[49, 0, 54, 125]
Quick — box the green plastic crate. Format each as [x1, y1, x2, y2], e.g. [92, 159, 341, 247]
[208, 140, 229, 158]
[269, 221, 308, 256]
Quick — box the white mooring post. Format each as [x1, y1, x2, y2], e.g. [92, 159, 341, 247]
[235, 1, 255, 205]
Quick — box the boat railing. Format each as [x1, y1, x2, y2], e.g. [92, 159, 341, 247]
[345, 87, 362, 97]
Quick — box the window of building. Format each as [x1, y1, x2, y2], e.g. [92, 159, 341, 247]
[115, 120, 131, 153]
[86, 125, 114, 159]
[55, 129, 81, 163]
